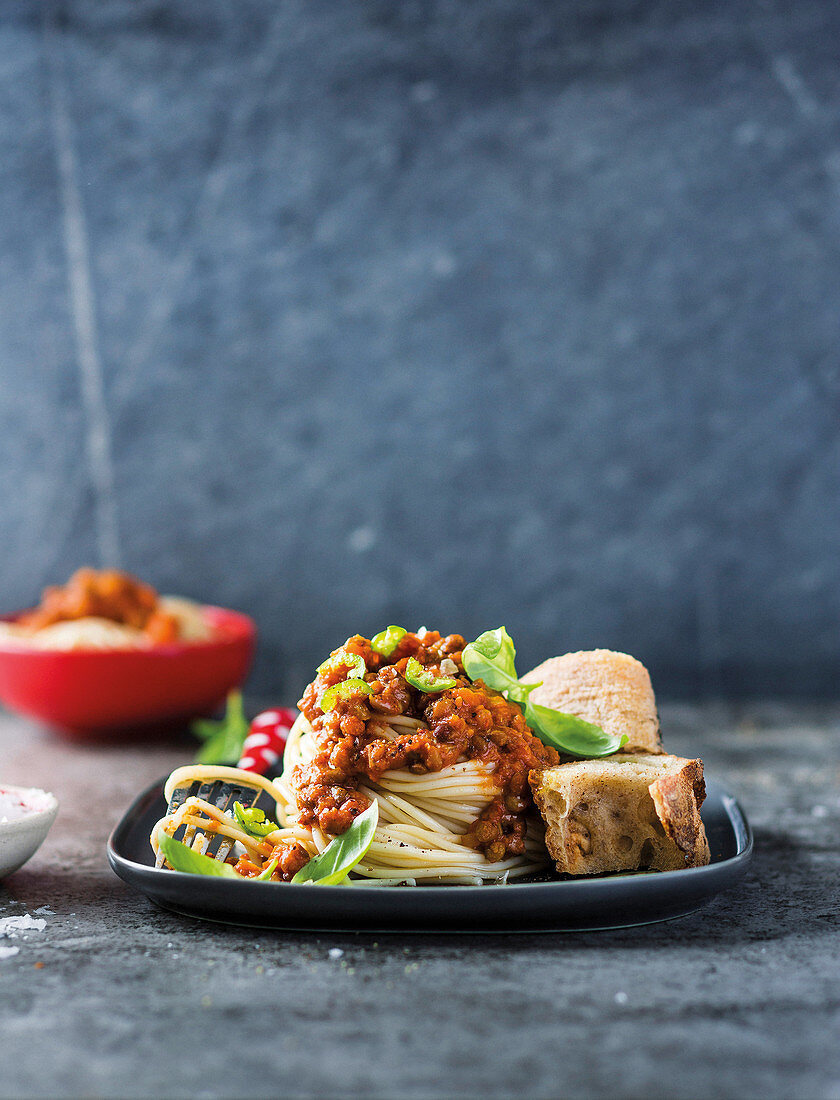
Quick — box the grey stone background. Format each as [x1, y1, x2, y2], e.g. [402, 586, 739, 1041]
[1, 0, 838, 700]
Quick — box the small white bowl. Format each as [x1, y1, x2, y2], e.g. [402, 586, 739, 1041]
[0, 785, 59, 879]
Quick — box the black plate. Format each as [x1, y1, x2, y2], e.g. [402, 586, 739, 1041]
[107, 778, 752, 932]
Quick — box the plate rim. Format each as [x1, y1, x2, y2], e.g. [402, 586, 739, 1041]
[107, 775, 752, 905]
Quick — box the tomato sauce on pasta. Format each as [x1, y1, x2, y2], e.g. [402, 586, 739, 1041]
[296, 630, 559, 861]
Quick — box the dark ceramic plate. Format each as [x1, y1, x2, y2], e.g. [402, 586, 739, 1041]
[107, 778, 752, 933]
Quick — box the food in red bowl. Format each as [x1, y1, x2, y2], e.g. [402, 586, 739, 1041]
[0, 570, 256, 738]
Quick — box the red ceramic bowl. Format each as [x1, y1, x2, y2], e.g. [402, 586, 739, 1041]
[0, 606, 255, 739]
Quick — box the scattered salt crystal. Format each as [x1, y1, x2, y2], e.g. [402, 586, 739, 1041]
[812, 805, 828, 818]
[614, 991, 629, 1005]
[0, 945, 20, 959]
[328, 948, 343, 960]
[0, 915, 46, 938]
[0, 786, 53, 823]
[34, 907, 54, 917]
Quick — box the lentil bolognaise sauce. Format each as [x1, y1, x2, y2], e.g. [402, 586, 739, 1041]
[296, 629, 559, 861]
[19, 567, 181, 643]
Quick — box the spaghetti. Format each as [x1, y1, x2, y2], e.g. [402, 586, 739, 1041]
[153, 628, 559, 885]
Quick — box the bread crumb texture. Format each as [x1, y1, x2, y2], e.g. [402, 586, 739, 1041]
[529, 753, 711, 875]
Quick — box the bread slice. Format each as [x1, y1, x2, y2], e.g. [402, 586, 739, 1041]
[521, 650, 663, 755]
[529, 753, 711, 875]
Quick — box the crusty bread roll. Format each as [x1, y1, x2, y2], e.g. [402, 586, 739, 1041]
[529, 753, 711, 875]
[521, 650, 663, 755]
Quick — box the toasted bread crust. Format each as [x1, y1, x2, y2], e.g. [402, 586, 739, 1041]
[649, 760, 710, 866]
[521, 650, 663, 755]
[529, 753, 711, 875]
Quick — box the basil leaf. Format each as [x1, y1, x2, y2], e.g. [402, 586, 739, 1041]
[233, 801, 277, 838]
[463, 628, 535, 702]
[525, 701, 628, 758]
[462, 626, 620, 757]
[158, 832, 239, 878]
[371, 625, 407, 657]
[463, 627, 517, 677]
[506, 679, 541, 706]
[291, 800, 379, 885]
[404, 657, 457, 694]
[192, 691, 250, 765]
[255, 858, 279, 881]
[462, 654, 538, 705]
[320, 678, 374, 712]
[462, 651, 519, 695]
[462, 627, 522, 693]
[318, 648, 367, 680]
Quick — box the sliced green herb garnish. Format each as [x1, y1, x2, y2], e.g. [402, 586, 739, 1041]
[317, 648, 367, 680]
[158, 832, 239, 878]
[524, 700, 628, 757]
[291, 800, 379, 885]
[191, 690, 250, 766]
[233, 801, 278, 838]
[462, 626, 622, 759]
[404, 657, 457, 694]
[320, 678, 374, 712]
[371, 625, 407, 657]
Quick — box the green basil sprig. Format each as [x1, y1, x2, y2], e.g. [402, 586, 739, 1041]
[318, 648, 367, 680]
[371, 625, 407, 657]
[524, 701, 626, 757]
[320, 678, 374, 712]
[463, 627, 517, 682]
[158, 832, 239, 878]
[404, 657, 457, 694]
[291, 800, 379, 885]
[191, 690, 250, 765]
[462, 627, 627, 758]
[233, 801, 278, 838]
[462, 627, 538, 705]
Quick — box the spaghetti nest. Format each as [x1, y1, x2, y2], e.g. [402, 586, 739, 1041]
[155, 628, 560, 885]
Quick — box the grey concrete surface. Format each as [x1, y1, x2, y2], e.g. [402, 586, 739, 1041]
[0, 2, 839, 700]
[1, 702, 838, 1099]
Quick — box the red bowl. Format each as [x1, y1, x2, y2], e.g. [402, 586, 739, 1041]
[0, 606, 256, 739]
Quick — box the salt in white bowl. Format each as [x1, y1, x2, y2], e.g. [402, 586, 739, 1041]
[0, 785, 58, 879]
